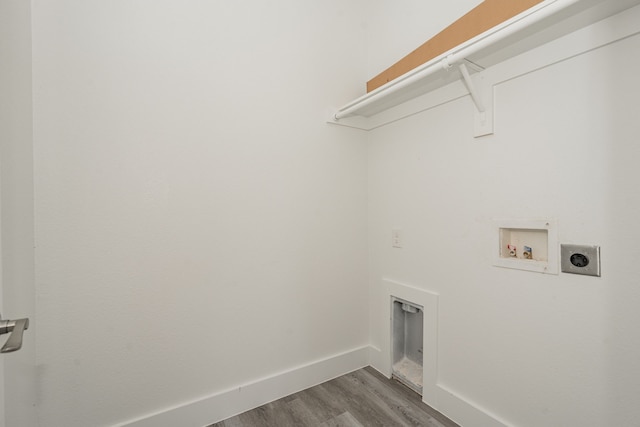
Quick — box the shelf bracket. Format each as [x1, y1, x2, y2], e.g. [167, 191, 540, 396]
[458, 62, 494, 137]
[459, 63, 484, 113]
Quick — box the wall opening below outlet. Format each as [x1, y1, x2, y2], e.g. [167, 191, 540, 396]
[392, 297, 423, 395]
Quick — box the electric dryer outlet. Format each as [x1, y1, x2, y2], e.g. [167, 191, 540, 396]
[560, 244, 600, 277]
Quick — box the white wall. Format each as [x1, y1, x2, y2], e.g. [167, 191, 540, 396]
[367, 5, 640, 427]
[32, 1, 368, 426]
[25, 2, 640, 426]
[0, 1, 37, 426]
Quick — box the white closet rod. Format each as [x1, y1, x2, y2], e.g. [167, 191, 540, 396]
[334, 0, 580, 120]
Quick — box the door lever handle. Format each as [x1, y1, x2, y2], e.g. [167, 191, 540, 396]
[0, 317, 30, 353]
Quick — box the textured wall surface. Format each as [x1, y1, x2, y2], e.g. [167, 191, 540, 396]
[367, 12, 640, 425]
[0, 1, 37, 426]
[10, 2, 640, 427]
[32, 2, 368, 426]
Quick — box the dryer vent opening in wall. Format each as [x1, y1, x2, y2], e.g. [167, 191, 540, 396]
[392, 297, 424, 395]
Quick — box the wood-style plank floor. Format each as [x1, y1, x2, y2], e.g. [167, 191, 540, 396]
[209, 366, 459, 427]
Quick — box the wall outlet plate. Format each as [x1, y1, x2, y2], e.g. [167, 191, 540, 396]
[560, 244, 600, 277]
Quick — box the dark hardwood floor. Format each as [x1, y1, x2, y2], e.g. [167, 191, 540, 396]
[209, 366, 459, 427]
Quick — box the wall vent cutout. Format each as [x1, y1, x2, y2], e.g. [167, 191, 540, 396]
[391, 297, 424, 395]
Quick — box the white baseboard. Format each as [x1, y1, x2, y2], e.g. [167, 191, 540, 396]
[369, 345, 509, 427]
[117, 346, 370, 427]
[436, 383, 511, 427]
[117, 344, 508, 427]
[368, 345, 388, 376]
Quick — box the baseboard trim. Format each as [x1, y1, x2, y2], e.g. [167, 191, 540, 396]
[117, 346, 370, 427]
[116, 344, 510, 427]
[369, 348, 509, 427]
[436, 383, 511, 427]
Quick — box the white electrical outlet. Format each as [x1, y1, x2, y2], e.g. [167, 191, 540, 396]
[392, 229, 402, 248]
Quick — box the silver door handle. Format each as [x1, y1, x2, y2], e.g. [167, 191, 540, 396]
[0, 316, 30, 353]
